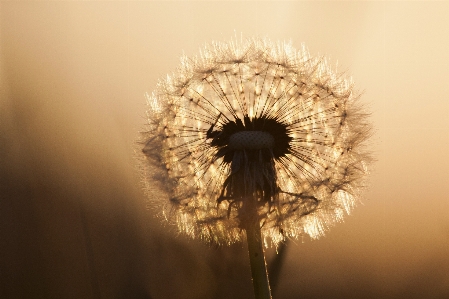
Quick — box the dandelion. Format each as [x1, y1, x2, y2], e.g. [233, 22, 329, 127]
[141, 37, 372, 298]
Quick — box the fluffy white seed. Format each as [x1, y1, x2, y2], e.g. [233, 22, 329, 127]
[142, 37, 373, 246]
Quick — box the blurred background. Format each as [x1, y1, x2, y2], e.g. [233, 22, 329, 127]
[1, 1, 448, 298]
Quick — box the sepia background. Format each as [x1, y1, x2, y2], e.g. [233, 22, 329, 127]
[1, 1, 448, 298]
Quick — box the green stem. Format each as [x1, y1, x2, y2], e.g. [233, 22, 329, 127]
[245, 220, 272, 299]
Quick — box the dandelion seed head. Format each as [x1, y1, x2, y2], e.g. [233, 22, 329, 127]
[141, 37, 372, 246]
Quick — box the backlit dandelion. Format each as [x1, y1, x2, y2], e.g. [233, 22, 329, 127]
[141, 37, 372, 298]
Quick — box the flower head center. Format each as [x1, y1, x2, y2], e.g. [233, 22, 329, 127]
[228, 131, 275, 150]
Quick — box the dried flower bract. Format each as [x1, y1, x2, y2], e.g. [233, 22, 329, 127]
[142, 37, 372, 246]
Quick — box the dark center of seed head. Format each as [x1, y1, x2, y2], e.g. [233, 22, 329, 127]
[228, 131, 275, 150]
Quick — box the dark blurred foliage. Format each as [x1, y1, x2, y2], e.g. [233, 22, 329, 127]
[0, 87, 256, 299]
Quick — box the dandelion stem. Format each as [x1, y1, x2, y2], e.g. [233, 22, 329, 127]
[268, 240, 288, 295]
[245, 217, 272, 299]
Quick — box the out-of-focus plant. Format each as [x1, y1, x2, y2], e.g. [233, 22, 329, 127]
[141, 37, 372, 299]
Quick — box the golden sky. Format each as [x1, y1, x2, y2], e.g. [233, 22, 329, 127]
[1, 2, 448, 299]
